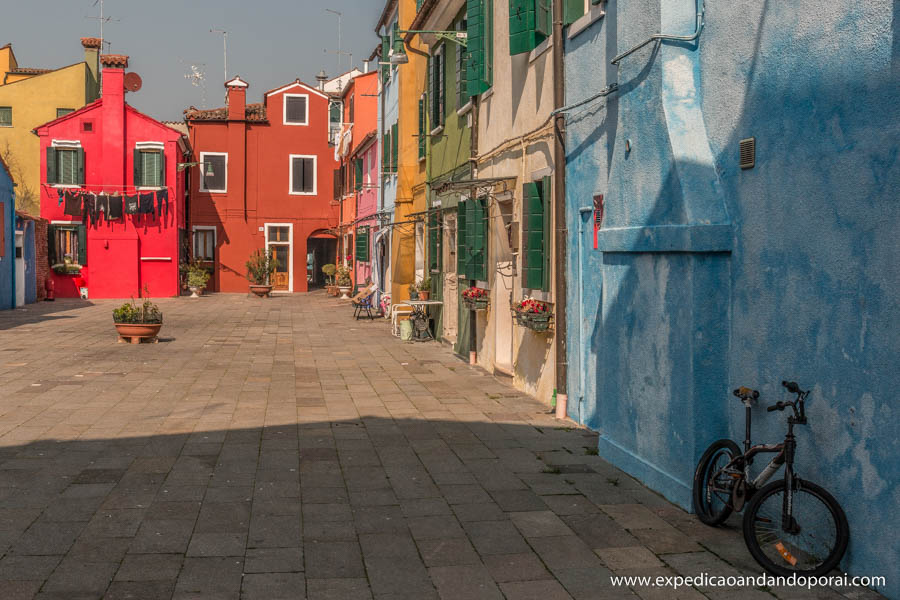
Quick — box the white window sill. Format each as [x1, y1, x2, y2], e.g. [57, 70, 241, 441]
[529, 38, 552, 63]
[140, 257, 172, 261]
[0, 124, 12, 128]
[430, 125, 444, 136]
[481, 87, 494, 101]
[568, 4, 606, 40]
[136, 186, 163, 191]
[52, 184, 82, 189]
[456, 100, 473, 117]
[289, 191, 317, 196]
[283, 121, 309, 126]
[200, 189, 227, 194]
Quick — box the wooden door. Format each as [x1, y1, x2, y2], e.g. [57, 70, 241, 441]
[271, 245, 290, 291]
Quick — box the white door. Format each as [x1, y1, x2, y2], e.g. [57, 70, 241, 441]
[14, 231, 25, 307]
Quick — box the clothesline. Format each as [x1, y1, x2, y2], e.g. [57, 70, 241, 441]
[41, 183, 175, 192]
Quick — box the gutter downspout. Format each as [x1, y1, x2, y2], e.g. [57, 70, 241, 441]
[552, 0, 568, 417]
[577, 205, 593, 422]
[468, 96, 479, 365]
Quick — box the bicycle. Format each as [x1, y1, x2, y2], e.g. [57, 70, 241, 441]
[692, 381, 849, 576]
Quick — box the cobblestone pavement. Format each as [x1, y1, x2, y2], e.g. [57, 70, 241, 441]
[0, 293, 884, 600]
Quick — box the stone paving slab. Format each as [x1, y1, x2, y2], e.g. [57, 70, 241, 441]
[0, 294, 886, 600]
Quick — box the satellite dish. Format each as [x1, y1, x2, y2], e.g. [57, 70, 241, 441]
[124, 72, 142, 93]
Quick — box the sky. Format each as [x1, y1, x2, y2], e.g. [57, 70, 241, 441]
[2, 0, 386, 120]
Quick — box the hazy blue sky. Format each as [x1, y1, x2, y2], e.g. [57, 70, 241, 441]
[3, 0, 386, 120]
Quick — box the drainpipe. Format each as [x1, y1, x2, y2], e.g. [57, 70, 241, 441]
[469, 95, 479, 365]
[552, 0, 568, 417]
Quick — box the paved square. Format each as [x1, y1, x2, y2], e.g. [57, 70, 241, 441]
[0, 294, 885, 599]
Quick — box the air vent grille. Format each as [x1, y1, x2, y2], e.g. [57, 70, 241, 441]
[739, 137, 755, 169]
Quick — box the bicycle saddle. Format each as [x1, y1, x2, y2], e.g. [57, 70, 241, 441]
[733, 387, 759, 401]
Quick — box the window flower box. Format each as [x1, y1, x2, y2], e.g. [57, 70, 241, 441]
[512, 297, 553, 332]
[462, 286, 489, 310]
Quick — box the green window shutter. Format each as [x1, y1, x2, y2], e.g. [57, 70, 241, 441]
[391, 122, 398, 173]
[522, 181, 544, 289]
[77, 225, 87, 265]
[47, 225, 57, 265]
[46, 147, 57, 185]
[382, 132, 389, 173]
[473, 197, 488, 281]
[355, 226, 369, 262]
[75, 147, 85, 185]
[437, 48, 445, 126]
[509, 0, 550, 55]
[465, 199, 476, 279]
[355, 158, 363, 191]
[428, 213, 439, 272]
[159, 150, 166, 187]
[564, 0, 584, 25]
[381, 35, 390, 83]
[541, 176, 551, 291]
[418, 98, 426, 159]
[133, 149, 142, 187]
[457, 201, 468, 275]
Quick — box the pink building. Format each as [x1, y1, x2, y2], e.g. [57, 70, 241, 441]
[34, 54, 188, 299]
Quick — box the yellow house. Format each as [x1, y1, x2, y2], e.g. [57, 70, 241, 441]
[382, 0, 429, 302]
[0, 38, 100, 214]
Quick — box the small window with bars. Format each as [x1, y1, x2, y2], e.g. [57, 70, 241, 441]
[284, 94, 308, 125]
[290, 155, 316, 195]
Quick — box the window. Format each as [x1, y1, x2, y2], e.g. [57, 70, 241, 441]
[283, 94, 308, 125]
[355, 226, 370, 262]
[48, 224, 86, 267]
[56, 108, 74, 118]
[268, 226, 290, 242]
[193, 228, 215, 261]
[199, 152, 227, 193]
[290, 155, 316, 195]
[329, 100, 342, 146]
[509, 0, 551, 55]
[134, 148, 165, 188]
[391, 122, 399, 171]
[456, 17, 468, 108]
[429, 45, 445, 130]
[354, 157, 363, 192]
[348, 94, 355, 124]
[46, 147, 84, 186]
[457, 197, 487, 280]
[466, 0, 493, 96]
[428, 212, 442, 273]
[522, 177, 551, 291]
[0, 106, 11, 127]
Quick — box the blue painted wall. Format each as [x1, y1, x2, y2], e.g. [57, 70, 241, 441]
[0, 162, 14, 311]
[564, 1, 900, 596]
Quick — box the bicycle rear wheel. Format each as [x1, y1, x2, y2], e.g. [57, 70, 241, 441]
[742, 479, 849, 577]
[692, 439, 742, 526]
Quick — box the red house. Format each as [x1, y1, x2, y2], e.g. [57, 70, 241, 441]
[185, 76, 339, 293]
[34, 54, 188, 299]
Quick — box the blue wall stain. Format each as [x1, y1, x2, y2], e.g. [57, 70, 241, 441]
[565, 1, 900, 596]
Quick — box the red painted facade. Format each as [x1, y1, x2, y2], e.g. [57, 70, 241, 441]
[34, 56, 187, 299]
[186, 77, 339, 293]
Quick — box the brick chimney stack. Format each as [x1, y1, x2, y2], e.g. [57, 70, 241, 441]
[225, 76, 248, 121]
[80, 37, 101, 98]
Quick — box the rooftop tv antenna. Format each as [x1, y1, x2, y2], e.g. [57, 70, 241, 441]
[85, 0, 120, 54]
[325, 9, 351, 72]
[183, 62, 208, 108]
[210, 28, 228, 83]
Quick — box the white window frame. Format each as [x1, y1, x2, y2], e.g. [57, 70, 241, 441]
[199, 151, 227, 193]
[192, 226, 216, 262]
[283, 93, 309, 126]
[289, 154, 317, 196]
[265, 222, 294, 293]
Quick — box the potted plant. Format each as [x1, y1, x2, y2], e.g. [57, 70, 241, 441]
[335, 265, 352, 299]
[246, 248, 276, 297]
[51, 256, 83, 275]
[181, 260, 211, 298]
[512, 297, 553, 332]
[322, 264, 336, 295]
[417, 277, 432, 301]
[462, 286, 489, 310]
[113, 295, 163, 343]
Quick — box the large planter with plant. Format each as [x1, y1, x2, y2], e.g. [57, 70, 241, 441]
[512, 297, 553, 332]
[335, 265, 352, 299]
[321, 264, 337, 295]
[246, 248, 276, 297]
[182, 261, 211, 298]
[113, 297, 163, 343]
[462, 286, 489, 310]
[416, 277, 432, 301]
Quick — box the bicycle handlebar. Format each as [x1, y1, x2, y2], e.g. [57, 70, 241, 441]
[767, 402, 786, 412]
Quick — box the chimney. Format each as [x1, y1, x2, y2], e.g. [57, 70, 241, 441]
[225, 76, 248, 121]
[99, 54, 128, 98]
[81, 37, 101, 96]
[363, 60, 369, 74]
[316, 69, 328, 92]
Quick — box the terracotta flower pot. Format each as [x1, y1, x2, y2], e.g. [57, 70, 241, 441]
[250, 284, 272, 298]
[114, 322, 162, 344]
[418, 291, 430, 301]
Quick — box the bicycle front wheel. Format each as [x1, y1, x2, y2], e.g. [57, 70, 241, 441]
[742, 479, 849, 577]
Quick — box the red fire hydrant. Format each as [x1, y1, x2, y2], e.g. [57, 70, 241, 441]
[44, 277, 55, 301]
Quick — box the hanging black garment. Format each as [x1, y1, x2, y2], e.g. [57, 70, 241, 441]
[107, 195, 123, 220]
[124, 194, 139, 214]
[82, 193, 97, 226]
[138, 193, 154, 215]
[63, 191, 82, 217]
[96, 194, 109, 220]
[156, 189, 169, 220]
